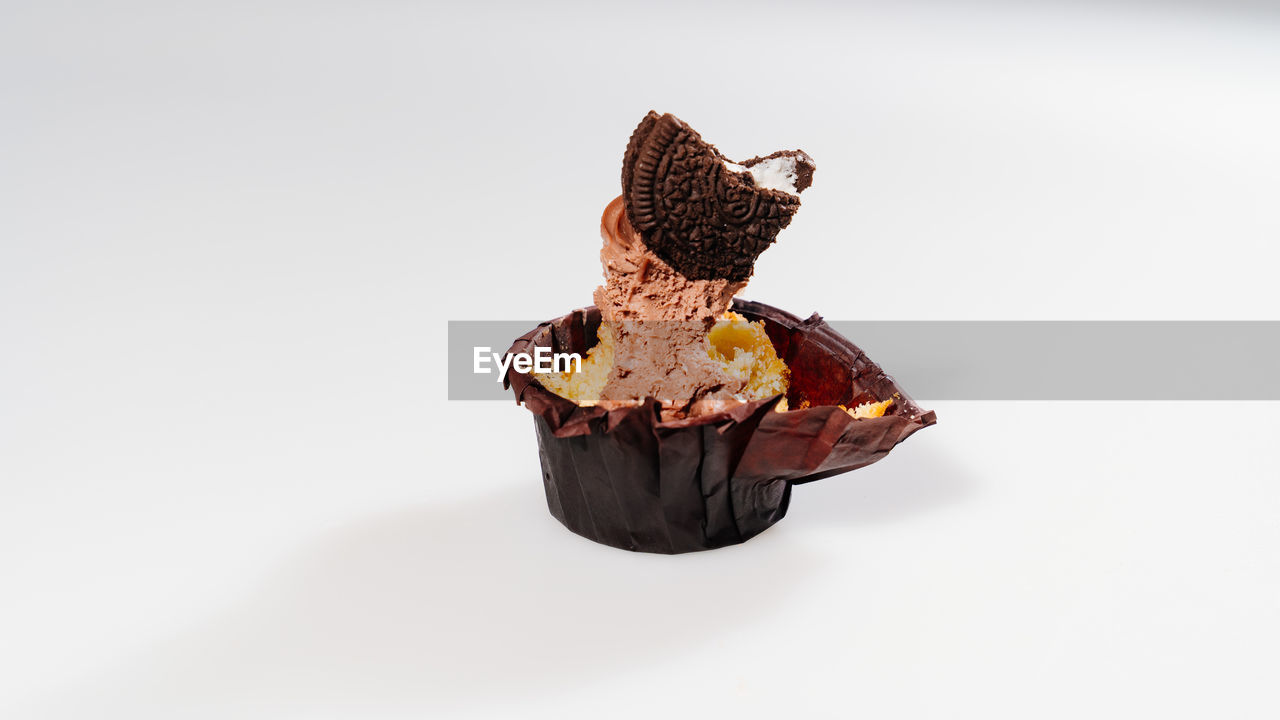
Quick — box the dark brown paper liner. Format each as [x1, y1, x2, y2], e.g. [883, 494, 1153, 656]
[504, 300, 937, 554]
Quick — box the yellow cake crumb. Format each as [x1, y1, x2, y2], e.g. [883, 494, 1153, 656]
[843, 399, 893, 419]
[707, 312, 789, 401]
[533, 322, 616, 405]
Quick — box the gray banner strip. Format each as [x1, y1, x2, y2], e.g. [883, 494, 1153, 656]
[449, 321, 1280, 400]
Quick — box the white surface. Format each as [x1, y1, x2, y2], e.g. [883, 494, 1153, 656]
[3, 1, 1279, 719]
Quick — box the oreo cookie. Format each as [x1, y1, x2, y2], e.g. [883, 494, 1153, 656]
[621, 111, 816, 282]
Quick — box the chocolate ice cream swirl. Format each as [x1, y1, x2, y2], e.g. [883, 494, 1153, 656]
[594, 196, 744, 325]
[593, 196, 749, 418]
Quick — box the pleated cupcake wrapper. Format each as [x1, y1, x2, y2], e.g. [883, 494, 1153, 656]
[504, 300, 937, 554]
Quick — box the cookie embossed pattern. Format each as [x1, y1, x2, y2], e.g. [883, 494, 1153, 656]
[505, 111, 935, 554]
[623, 111, 815, 282]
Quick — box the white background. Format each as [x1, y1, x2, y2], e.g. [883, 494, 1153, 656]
[3, 1, 1279, 718]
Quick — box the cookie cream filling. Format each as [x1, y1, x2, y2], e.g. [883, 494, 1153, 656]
[723, 156, 800, 195]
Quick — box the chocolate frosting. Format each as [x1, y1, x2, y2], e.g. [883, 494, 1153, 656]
[594, 196, 743, 325]
[593, 196, 750, 417]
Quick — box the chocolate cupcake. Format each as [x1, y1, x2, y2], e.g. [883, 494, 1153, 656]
[504, 111, 935, 553]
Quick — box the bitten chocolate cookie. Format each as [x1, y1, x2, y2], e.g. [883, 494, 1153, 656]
[621, 111, 816, 282]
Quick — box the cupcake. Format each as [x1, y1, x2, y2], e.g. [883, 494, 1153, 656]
[505, 111, 935, 554]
